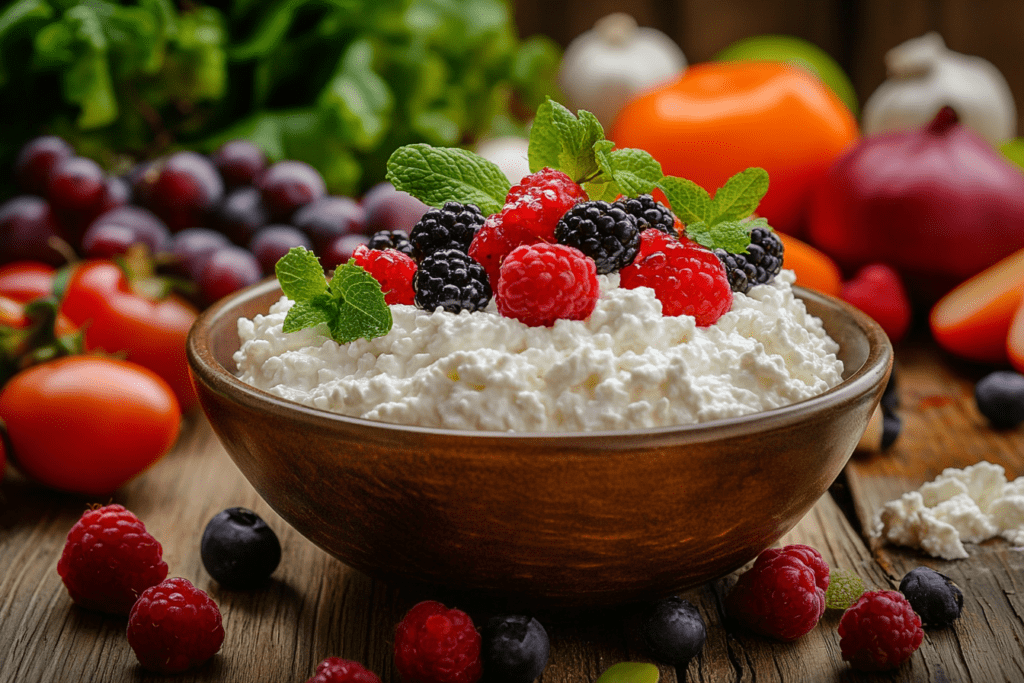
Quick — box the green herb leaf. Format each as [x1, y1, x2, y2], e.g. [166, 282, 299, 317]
[282, 296, 332, 334]
[595, 662, 660, 683]
[657, 176, 711, 225]
[318, 38, 394, 152]
[386, 143, 509, 216]
[326, 262, 393, 343]
[687, 217, 769, 253]
[708, 167, 769, 223]
[594, 142, 663, 197]
[825, 569, 866, 610]
[276, 246, 327, 301]
[527, 98, 603, 182]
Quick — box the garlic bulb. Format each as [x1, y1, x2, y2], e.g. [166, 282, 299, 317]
[475, 136, 531, 185]
[862, 32, 1016, 145]
[557, 13, 686, 130]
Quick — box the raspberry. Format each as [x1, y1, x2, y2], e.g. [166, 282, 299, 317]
[307, 657, 382, 683]
[619, 239, 733, 326]
[838, 590, 924, 671]
[899, 566, 963, 628]
[714, 227, 784, 294]
[352, 244, 417, 305]
[368, 229, 415, 258]
[555, 200, 640, 274]
[127, 577, 224, 674]
[394, 600, 482, 683]
[502, 168, 588, 243]
[56, 503, 168, 615]
[496, 243, 599, 327]
[725, 544, 830, 641]
[467, 214, 527, 287]
[414, 248, 491, 313]
[839, 263, 912, 343]
[410, 202, 486, 260]
[616, 194, 679, 237]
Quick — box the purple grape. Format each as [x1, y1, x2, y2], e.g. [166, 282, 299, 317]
[81, 206, 171, 259]
[170, 227, 233, 280]
[322, 232, 369, 271]
[212, 140, 266, 188]
[97, 175, 132, 214]
[146, 151, 224, 232]
[361, 181, 430, 235]
[46, 156, 107, 215]
[199, 246, 263, 304]
[249, 225, 313, 274]
[291, 195, 365, 250]
[258, 160, 325, 222]
[15, 136, 74, 196]
[213, 186, 270, 245]
[0, 196, 66, 265]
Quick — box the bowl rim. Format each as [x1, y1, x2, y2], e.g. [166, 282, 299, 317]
[187, 276, 893, 446]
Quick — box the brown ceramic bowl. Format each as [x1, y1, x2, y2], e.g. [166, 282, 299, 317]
[187, 278, 891, 608]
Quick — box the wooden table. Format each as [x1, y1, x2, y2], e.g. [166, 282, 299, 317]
[3, 338, 1023, 683]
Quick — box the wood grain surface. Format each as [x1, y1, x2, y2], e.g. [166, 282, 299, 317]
[2, 339, 1024, 683]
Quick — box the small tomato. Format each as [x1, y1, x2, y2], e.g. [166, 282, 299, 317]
[0, 356, 180, 495]
[0, 261, 56, 302]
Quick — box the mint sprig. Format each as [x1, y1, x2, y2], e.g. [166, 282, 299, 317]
[385, 143, 510, 215]
[275, 247, 392, 344]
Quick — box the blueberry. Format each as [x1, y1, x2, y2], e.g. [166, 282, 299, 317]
[200, 507, 281, 588]
[481, 614, 549, 683]
[881, 413, 902, 449]
[899, 566, 963, 628]
[974, 371, 1024, 429]
[639, 596, 706, 666]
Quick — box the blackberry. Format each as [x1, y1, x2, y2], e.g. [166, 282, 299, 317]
[714, 227, 784, 294]
[200, 507, 281, 589]
[639, 596, 706, 666]
[899, 567, 963, 628]
[554, 200, 640, 274]
[414, 248, 492, 313]
[615, 194, 679, 237]
[367, 229, 414, 257]
[410, 201, 485, 260]
[481, 615, 550, 683]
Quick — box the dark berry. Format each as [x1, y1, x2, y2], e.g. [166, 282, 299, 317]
[0, 195, 66, 265]
[413, 249, 491, 314]
[201, 507, 281, 589]
[881, 368, 899, 414]
[555, 200, 640, 274]
[214, 186, 270, 245]
[367, 229, 414, 257]
[145, 151, 224, 232]
[410, 202, 486, 260]
[882, 414, 902, 449]
[323, 233, 370, 271]
[481, 615, 549, 683]
[199, 246, 263, 304]
[361, 181, 429, 234]
[899, 567, 963, 628]
[616, 194, 678, 237]
[713, 227, 784, 294]
[15, 135, 74, 196]
[250, 225, 314, 274]
[82, 206, 171, 259]
[212, 139, 266, 188]
[259, 160, 326, 222]
[292, 195, 365, 250]
[170, 227, 232, 280]
[97, 174, 132, 214]
[974, 370, 1024, 429]
[639, 596, 706, 666]
[46, 156, 106, 215]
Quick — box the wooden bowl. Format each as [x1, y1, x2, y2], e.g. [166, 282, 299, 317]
[187, 279, 892, 607]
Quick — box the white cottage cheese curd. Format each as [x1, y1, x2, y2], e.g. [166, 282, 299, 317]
[873, 461, 1024, 560]
[234, 270, 844, 432]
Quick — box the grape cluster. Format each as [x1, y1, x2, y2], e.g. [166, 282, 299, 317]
[1, 136, 430, 306]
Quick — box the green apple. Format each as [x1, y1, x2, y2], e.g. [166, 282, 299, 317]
[715, 35, 859, 116]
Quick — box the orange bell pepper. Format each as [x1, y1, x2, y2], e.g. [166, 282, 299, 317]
[610, 61, 858, 235]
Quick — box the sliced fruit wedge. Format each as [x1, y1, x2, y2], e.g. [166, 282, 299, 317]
[778, 231, 842, 297]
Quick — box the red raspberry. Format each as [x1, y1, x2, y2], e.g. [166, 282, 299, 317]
[501, 168, 587, 244]
[127, 577, 224, 674]
[840, 263, 912, 343]
[352, 244, 417, 305]
[725, 544, 830, 642]
[634, 227, 679, 260]
[619, 238, 732, 326]
[307, 657, 382, 683]
[394, 600, 482, 683]
[496, 243, 599, 327]
[838, 590, 924, 671]
[56, 503, 168, 615]
[468, 214, 523, 287]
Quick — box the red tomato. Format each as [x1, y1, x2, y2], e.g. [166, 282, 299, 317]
[0, 293, 77, 337]
[0, 356, 180, 495]
[0, 262, 56, 302]
[60, 260, 199, 411]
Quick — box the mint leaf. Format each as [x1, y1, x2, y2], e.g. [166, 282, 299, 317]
[527, 98, 603, 182]
[326, 262, 393, 343]
[276, 246, 328, 301]
[386, 143, 509, 215]
[593, 143, 663, 197]
[657, 176, 711, 225]
[709, 167, 769, 223]
[282, 296, 332, 333]
[687, 217, 768, 253]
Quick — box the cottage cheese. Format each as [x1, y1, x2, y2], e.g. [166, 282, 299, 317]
[234, 270, 844, 432]
[873, 461, 1024, 560]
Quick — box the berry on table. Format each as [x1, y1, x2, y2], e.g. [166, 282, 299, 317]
[368, 229, 415, 257]
[839, 263, 912, 343]
[725, 544, 829, 641]
[307, 657, 382, 683]
[200, 507, 282, 589]
[127, 577, 224, 674]
[480, 615, 550, 683]
[410, 202, 486, 260]
[555, 200, 640, 274]
[639, 596, 706, 666]
[616, 194, 679, 238]
[352, 244, 417, 305]
[899, 566, 963, 628]
[394, 600, 483, 683]
[838, 590, 923, 672]
[496, 242, 599, 327]
[56, 504, 168, 615]
[713, 226, 784, 294]
[974, 370, 1024, 429]
[413, 249, 492, 314]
